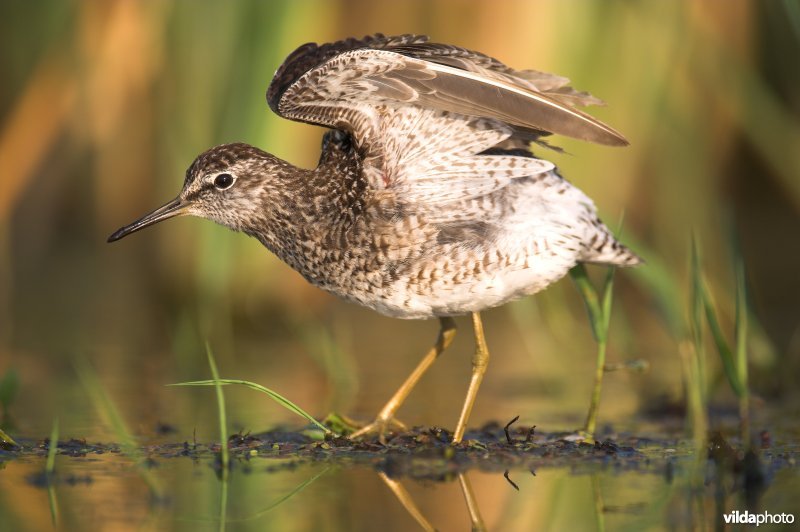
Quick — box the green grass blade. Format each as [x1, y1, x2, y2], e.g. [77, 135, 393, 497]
[171, 379, 331, 434]
[0, 428, 17, 447]
[574, 264, 616, 437]
[735, 259, 748, 391]
[46, 417, 59, 526]
[73, 357, 138, 452]
[686, 237, 709, 449]
[735, 257, 750, 443]
[73, 357, 163, 498]
[45, 418, 58, 476]
[689, 237, 703, 349]
[205, 344, 229, 480]
[701, 282, 744, 396]
[570, 264, 604, 342]
[679, 340, 709, 475]
[600, 266, 616, 333]
[689, 237, 707, 402]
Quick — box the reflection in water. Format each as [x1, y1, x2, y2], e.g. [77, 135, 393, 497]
[458, 473, 487, 532]
[2, 433, 797, 531]
[379, 471, 436, 532]
[46, 481, 58, 528]
[591, 473, 604, 532]
[221, 466, 330, 527]
[218, 473, 227, 532]
[377, 471, 489, 531]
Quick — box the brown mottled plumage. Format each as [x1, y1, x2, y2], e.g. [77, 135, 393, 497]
[109, 34, 640, 442]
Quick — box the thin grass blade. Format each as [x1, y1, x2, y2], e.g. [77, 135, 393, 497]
[0, 428, 17, 447]
[46, 417, 60, 526]
[689, 237, 707, 402]
[686, 237, 709, 450]
[171, 378, 330, 434]
[45, 418, 58, 476]
[600, 266, 616, 333]
[73, 356, 163, 498]
[570, 264, 604, 342]
[701, 282, 744, 396]
[575, 264, 616, 437]
[735, 257, 750, 443]
[735, 258, 748, 392]
[205, 344, 229, 480]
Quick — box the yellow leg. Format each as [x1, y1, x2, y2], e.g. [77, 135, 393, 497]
[458, 473, 487, 532]
[452, 312, 490, 443]
[378, 472, 436, 532]
[351, 317, 457, 442]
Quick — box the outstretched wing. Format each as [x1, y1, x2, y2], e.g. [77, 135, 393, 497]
[266, 34, 625, 209]
[267, 34, 627, 148]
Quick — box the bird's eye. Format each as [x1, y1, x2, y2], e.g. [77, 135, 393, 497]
[214, 173, 235, 190]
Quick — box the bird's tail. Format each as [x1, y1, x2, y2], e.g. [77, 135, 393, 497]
[580, 220, 643, 267]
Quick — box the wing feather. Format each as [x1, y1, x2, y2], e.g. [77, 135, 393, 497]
[275, 49, 626, 147]
[268, 34, 627, 145]
[265, 35, 625, 216]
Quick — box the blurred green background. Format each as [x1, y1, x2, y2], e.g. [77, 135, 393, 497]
[0, 0, 799, 528]
[2, 0, 799, 437]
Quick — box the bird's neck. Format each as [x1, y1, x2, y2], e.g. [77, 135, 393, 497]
[239, 159, 312, 254]
[243, 145, 368, 279]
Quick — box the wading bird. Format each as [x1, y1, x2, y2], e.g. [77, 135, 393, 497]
[109, 34, 640, 443]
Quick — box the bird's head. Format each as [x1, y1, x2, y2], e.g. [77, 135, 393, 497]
[108, 143, 291, 242]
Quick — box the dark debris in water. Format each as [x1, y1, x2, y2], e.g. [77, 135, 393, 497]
[35, 437, 120, 457]
[2, 423, 797, 484]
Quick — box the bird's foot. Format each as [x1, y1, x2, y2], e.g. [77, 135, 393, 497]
[349, 416, 408, 444]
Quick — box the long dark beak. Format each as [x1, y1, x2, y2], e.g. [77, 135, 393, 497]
[107, 197, 190, 243]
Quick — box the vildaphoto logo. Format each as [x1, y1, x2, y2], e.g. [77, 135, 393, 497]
[724, 510, 795, 526]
